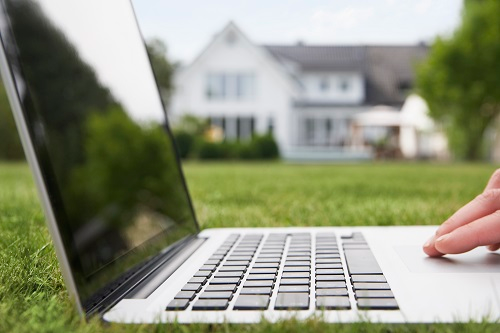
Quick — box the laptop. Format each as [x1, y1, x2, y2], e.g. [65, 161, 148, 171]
[0, 0, 499, 324]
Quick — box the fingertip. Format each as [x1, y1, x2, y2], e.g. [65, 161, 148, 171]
[434, 233, 464, 254]
[422, 236, 444, 257]
[488, 244, 500, 252]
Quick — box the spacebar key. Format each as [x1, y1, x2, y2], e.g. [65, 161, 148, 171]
[343, 249, 382, 274]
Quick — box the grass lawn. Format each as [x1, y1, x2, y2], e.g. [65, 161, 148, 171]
[1, 161, 500, 332]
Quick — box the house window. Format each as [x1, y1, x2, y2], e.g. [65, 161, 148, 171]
[206, 73, 255, 100]
[210, 116, 255, 141]
[206, 74, 226, 99]
[319, 77, 330, 92]
[236, 74, 255, 100]
[305, 118, 315, 145]
[267, 117, 274, 135]
[339, 78, 350, 92]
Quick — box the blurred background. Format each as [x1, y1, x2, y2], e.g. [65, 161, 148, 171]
[1, 0, 499, 163]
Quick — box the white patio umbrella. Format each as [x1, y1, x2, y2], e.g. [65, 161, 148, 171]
[353, 105, 402, 127]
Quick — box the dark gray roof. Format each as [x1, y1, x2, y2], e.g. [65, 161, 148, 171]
[264, 45, 366, 71]
[264, 44, 428, 107]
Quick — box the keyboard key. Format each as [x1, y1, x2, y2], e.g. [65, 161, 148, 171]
[315, 263, 342, 269]
[258, 253, 282, 258]
[353, 283, 390, 290]
[174, 290, 196, 300]
[244, 280, 274, 288]
[285, 261, 310, 266]
[209, 255, 224, 260]
[355, 290, 394, 298]
[219, 265, 248, 271]
[275, 293, 310, 310]
[278, 285, 309, 293]
[281, 272, 310, 279]
[214, 271, 245, 278]
[193, 270, 212, 278]
[315, 258, 341, 264]
[227, 256, 253, 261]
[240, 287, 272, 295]
[316, 281, 346, 289]
[249, 268, 278, 275]
[315, 275, 345, 281]
[316, 296, 350, 309]
[280, 278, 310, 285]
[210, 278, 241, 285]
[166, 299, 190, 310]
[204, 260, 221, 266]
[246, 274, 276, 281]
[286, 257, 311, 261]
[343, 249, 383, 274]
[282, 266, 310, 272]
[315, 269, 344, 275]
[204, 284, 238, 292]
[233, 295, 270, 310]
[181, 283, 202, 292]
[357, 298, 398, 310]
[252, 262, 280, 268]
[199, 265, 217, 272]
[221, 261, 250, 267]
[315, 288, 348, 296]
[316, 250, 339, 254]
[198, 291, 233, 300]
[188, 277, 207, 284]
[315, 254, 340, 258]
[192, 299, 229, 310]
[255, 258, 281, 263]
[351, 275, 387, 283]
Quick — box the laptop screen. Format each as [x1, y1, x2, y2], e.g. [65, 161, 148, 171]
[0, 0, 198, 307]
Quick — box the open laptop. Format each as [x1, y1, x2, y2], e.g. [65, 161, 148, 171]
[1, 0, 499, 324]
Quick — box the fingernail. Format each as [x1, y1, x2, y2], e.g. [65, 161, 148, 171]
[423, 236, 434, 248]
[436, 234, 449, 242]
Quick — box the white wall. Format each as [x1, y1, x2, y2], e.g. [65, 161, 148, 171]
[300, 72, 364, 104]
[170, 24, 294, 149]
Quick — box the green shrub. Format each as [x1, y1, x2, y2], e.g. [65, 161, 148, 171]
[198, 141, 226, 159]
[193, 134, 279, 160]
[252, 134, 279, 159]
[173, 130, 194, 159]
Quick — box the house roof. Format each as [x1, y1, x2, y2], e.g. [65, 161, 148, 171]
[264, 44, 428, 107]
[264, 45, 366, 71]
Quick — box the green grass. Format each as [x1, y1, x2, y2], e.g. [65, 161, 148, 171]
[1, 161, 499, 332]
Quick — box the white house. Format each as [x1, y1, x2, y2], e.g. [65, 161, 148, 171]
[170, 22, 445, 160]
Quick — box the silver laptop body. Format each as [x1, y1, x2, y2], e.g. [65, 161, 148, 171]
[0, 0, 499, 324]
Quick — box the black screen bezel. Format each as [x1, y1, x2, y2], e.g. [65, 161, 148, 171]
[0, 0, 200, 311]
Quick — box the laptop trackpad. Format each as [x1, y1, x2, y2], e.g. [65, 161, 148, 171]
[395, 246, 500, 273]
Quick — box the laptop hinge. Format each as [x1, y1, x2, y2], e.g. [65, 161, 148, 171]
[125, 237, 205, 299]
[85, 234, 205, 318]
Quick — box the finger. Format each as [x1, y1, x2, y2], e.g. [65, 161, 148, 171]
[434, 210, 500, 254]
[423, 189, 500, 257]
[435, 189, 500, 238]
[484, 169, 500, 191]
[423, 234, 444, 257]
[487, 243, 500, 252]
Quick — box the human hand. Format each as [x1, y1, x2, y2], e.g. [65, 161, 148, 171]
[423, 169, 500, 257]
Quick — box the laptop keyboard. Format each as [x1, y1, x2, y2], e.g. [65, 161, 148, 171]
[166, 232, 398, 311]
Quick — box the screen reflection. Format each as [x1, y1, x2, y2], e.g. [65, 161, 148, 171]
[1, 0, 198, 305]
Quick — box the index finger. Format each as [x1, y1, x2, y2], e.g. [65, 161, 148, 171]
[423, 188, 500, 256]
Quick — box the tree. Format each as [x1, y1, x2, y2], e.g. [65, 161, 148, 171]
[416, 0, 500, 160]
[146, 38, 175, 110]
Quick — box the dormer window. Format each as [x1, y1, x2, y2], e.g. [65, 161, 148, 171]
[339, 78, 350, 92]
[319, 77, 330, 92]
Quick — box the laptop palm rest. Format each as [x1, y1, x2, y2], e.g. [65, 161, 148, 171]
[395, 245, 500, 273]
